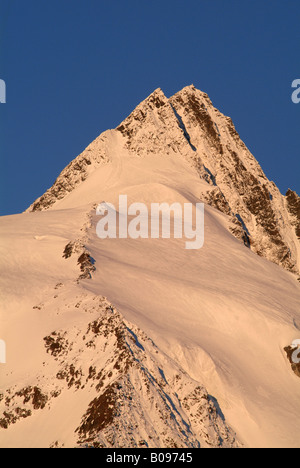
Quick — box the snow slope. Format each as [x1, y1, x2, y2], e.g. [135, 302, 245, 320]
[0, 201, 240, 448]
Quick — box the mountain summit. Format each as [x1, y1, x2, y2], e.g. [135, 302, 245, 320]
[28, 86, 300, 276]
[1, 86, 300, 448]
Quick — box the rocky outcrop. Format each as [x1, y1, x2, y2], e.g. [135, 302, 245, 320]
[63, 240, 96, 281]
[0, 387, 48, 429]
[286, 189, 300, 239]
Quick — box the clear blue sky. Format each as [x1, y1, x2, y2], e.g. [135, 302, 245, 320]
[0, 0, 299, 215]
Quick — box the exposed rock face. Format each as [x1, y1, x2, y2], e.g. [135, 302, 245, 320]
[27, 86, 300, 274]
[62, 240, 96, 281]
[286, 189, 300, 239]
[0, 387, 48, 429]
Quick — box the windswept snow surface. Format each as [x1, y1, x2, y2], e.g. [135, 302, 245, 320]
[0, 146, 299, 448]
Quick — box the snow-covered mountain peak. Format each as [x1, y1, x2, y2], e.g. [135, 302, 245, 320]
[27, 85, 300, 275]
[1, 87, 300, 447]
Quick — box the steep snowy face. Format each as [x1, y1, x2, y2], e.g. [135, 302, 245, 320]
[27, 86, 299, 275]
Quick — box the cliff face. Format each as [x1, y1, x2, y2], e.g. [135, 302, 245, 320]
[286, 189, 300, 239]
[27, 85, 299, 275]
